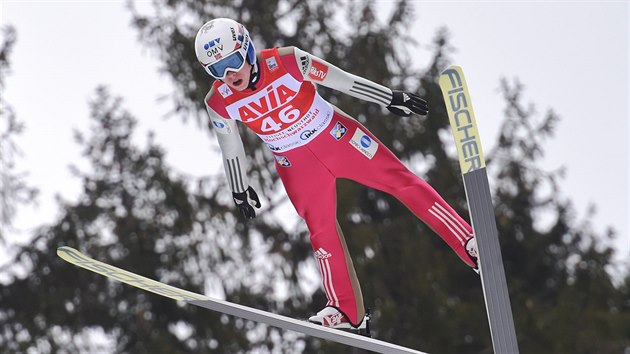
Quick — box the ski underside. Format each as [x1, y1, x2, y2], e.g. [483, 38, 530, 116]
[57, 246, 427, 354]
[439, 65, 519, 353]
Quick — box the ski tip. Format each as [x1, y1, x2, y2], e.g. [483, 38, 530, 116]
[57, 246, 75, 255]
[440, 65, 462, 76]
[57, 246, 83, 263]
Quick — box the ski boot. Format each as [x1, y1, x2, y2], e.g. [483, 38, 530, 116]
[465, 237, 480, 274]
[308, 306, 371, 337]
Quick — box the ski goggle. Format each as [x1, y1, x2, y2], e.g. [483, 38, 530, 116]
[207, 51, 246, 79]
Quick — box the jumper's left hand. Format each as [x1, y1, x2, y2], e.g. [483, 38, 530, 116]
[387, 90, 429, 116]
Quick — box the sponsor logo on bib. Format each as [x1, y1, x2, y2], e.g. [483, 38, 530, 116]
[350, 128, 378, 159]
[329, 121, 347, 141]
[275, 155, 291, 167]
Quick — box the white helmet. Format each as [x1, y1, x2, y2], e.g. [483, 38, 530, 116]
[194, 18, 256, 79]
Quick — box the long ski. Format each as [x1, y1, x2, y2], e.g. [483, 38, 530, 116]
[57, 246, 427, 354]
[439, 66, 519, 353]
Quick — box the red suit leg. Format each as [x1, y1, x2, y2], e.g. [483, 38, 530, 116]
[275, 145, 365, 325]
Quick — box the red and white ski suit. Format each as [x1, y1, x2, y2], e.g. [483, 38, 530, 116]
[205, 47, 475, 326]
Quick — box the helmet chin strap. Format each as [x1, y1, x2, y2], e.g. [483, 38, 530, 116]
[247, 60, 260, 90]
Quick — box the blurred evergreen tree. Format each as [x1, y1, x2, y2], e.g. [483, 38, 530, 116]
[0, 25, 39, 243]
[0, 1, 627, 353]
[490, 78, 630, 353]
[126, 0, 630, 352]
[0, 87, 308, 353]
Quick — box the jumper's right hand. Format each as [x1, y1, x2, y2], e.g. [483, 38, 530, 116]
[232, 186, 261, 219]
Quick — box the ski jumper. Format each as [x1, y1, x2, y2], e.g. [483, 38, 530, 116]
[205, 47, 475, 326]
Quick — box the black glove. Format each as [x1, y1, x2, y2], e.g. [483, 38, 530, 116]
[232, 186, 261, 219]
[387, 90, 429, 116]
